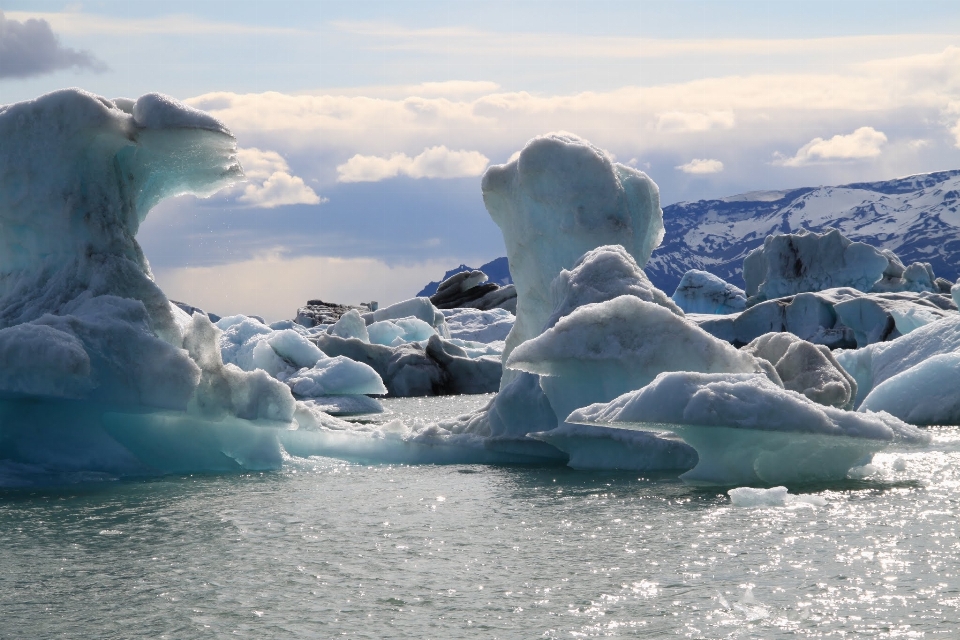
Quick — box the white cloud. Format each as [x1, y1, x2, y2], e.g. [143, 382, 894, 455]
[336, 146, 489, 183]
[235, 148, 324, 207]
[153, 252, 458, 322]
[4, 10, 304, 36]
[775, 126, 888, 167]
[676, 158, 724, 174]
[657, 111, 735, 133]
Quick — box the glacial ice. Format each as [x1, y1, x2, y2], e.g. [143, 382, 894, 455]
[742, 332, 856, 409]
[0, 89, 297, 480]
[743, 228, 889, 301]
[728, 486, 827, 508]
[672, 269, 746, 315]
[481, 132, 665, 388]
[442, 307, 514, 343]
[568, 371, 928, 485]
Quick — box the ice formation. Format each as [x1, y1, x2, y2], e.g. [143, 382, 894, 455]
[216, 314, 386, 413]
[481, 133, 665, 387]
[428, 269, 517, 313]
[0, 89, 299, 480]
[743, 228, 889, 301]
[568, 372, 928, 485]
[727, 486, 827, 508]
[741, 332, 856, 409]
[672, 270, 746, 315]
[442, 307, 514, 343]
[836, 314, 960, 424]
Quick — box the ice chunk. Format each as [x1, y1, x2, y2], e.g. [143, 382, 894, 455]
[362, 297, 448, 337]
[442, 307, 515, 343]
[508, 296, 774, 426]
[285, 356, 387, 397]
[835, 314, 960, 409]
[728, 486, 827, 507]
[672, 270, 746, 315]
[742, 332, 856, 409]
[743, 228, 888, 300]
[858, 353, 960, 425]
[568, 371, 928, 485]
[528, 423, 697, 471]
[367, 317, 437, 346]
[482, 133, 665, 388]
[329, 309, 370, 342]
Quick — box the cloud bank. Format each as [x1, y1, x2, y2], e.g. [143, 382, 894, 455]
[336, 146, 489, 183]
[0, 10, 106, 78]
[236, 148, 324, 208]
[676, 159, 724, 174]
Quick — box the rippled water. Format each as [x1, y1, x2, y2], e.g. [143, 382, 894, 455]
[2, 396, 960, 638]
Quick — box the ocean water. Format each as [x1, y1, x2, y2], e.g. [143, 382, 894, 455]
[2, 395, 959, 639]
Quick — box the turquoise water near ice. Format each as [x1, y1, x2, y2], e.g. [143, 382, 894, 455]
[2, 395, 960, 638]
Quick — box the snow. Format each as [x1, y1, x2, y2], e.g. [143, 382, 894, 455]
[672, 269, 746, 315]
[568, 371, 928, 485]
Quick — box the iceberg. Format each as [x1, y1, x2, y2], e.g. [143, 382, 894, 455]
[482, 133, 665, 388]
[568, 372, 928, 486]
[743, 228, 889, 301]
[0, 89, 299, 481]
[672, 269, 747, 315]
[741, 332, 856, 409]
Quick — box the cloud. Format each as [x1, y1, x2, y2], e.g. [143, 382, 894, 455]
[236, 148, 324, 208]
[3, 10, 305, 36]
[774, 127, 888, 167]
[336, 146, 489, 183]
[0, 10, 106, 78]
[676, 159, 724, 174]
[153, 252, 456, 322]
[657, 111, 735, 133]
[334, 20, 958, 61]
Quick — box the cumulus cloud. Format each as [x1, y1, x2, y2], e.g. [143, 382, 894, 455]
[336, 146, 489, 183]
[774, 126, 888, 167]
[657, 111, 735, 133]
[676, 158, 725, 174]
[0, 10, 106, 78]
[236, 148, 324, 208]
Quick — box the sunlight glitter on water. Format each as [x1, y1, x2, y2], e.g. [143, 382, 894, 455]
[1, 396, 959, 638]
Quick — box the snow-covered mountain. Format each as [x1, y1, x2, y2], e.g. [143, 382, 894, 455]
[647, 169, 960, 293]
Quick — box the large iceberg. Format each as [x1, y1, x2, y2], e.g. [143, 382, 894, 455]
[482, 132, 665, 387]
[743, 228, 889, 301]
[568, 372, 928, 485]
[0, 89, 298, 481]
[672, 269, 746, 315]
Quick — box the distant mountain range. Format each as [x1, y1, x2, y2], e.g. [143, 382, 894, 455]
[419, 169, 960, 296]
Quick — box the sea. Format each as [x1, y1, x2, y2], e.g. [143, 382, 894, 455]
[2, 394, 959, 638]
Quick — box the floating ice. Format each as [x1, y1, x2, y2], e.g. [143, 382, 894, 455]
[361, 297, 449, 338]
[742, 332, 856, 409]
[442, 308, 514, 343]
[728, 486, 827, 507]
[568, 371, 928, 485]
[672, 270, 746, 315]
[744, 228, 889, 301]
[0, 89, 299, 481]
[482, 133, 665, 388]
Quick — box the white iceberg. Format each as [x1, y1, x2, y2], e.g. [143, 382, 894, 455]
[482, 132, 664, 388]
[672, 270, 746, 315]
[568, 371, 928, 486]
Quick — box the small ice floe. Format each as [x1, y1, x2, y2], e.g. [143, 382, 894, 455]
[728, 486, 827, 508]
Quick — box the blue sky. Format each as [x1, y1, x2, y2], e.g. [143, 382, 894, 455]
[3, 1, 960, 320]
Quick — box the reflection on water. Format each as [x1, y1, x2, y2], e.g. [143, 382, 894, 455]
[1, 397, 959, 638]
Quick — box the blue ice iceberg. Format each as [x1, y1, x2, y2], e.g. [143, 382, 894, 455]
[568, 371, 928, 485]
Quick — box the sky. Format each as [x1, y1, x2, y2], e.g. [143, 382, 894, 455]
[2, 1, 960, 321]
